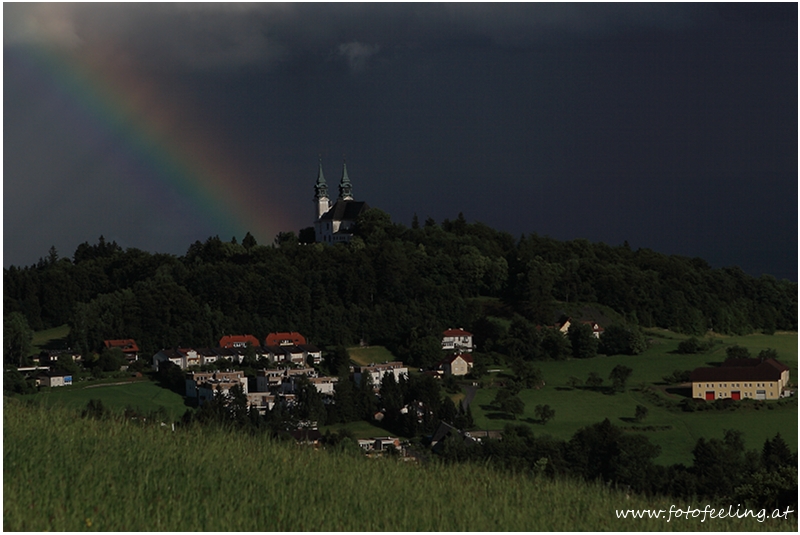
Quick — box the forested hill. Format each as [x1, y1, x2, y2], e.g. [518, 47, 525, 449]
[4, 209, 797, 358]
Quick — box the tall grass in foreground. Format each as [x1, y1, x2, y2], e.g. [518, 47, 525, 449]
[4, 399, 796, 531]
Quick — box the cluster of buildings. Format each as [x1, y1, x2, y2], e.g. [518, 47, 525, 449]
[27, 321, 794, 405]
[151, 332, 322, 370]
[183, 367, 337, 414]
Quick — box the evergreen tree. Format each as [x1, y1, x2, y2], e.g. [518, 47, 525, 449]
[568, 323, 598, 359]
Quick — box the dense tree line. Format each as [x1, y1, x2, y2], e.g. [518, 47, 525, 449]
[4, 212, 797, 364]
[438, 420, 797, 515]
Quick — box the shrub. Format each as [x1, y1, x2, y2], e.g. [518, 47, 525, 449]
[677, 337, 701, 354]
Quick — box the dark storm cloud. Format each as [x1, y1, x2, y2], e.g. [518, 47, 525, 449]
[4, 3, 797, 281]
[5, 3, 709, 70]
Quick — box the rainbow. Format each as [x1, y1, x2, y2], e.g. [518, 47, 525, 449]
[8, 40, 292, 248]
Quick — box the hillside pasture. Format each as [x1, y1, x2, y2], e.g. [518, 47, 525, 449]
[4, 399, 794, 532]
[347, 345, 397, 366]
[469, 332, 798, 466]
[19, 378, 189, 421]
[30, 323, 70, 353]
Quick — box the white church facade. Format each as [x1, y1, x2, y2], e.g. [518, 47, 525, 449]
[313, 158, 369, 244]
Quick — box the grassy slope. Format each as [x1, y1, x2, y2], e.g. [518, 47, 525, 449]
[19, 378, 190, 421]
[347, 345, 397, 366]
[30, 324, 70, 353]
[471, 332, 798, 465]
[4, 399, 795, 532]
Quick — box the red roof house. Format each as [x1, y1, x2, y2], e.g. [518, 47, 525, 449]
[103, 339, 139, 361]
[265, 332, 307, 347]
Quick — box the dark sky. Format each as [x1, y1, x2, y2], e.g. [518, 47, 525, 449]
[4, 3, 798, 280]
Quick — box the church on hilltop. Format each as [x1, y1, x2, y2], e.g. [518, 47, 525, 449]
[313, 158, 369, 244]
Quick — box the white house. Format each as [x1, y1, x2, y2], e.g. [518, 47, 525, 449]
[299, 344, 322, 365]
[186, 370, 249, 402]
[442, 328, 473, 352]
[38, 370, 73, 387]
[308, 376, 338, 395]
[246, 392, 276, 414]
[353, 362, 408, 388]
[152, 349, 186, 370]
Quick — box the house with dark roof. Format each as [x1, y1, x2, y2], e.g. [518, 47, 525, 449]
[690, 358, 791, 400]
[37, 369, 73, 388]
[313, 158, 369, 244]
[439, 353, 474, 377]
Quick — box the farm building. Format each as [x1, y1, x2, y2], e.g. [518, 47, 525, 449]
[690, 358, 790, 400]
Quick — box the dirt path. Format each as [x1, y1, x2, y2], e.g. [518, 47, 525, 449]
[83, 379, 143, 389]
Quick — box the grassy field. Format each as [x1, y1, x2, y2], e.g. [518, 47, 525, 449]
[4, 399, 795, 532]
[470, 331, 798, 466]
[18, 377, 190, 421]
[347, 345, 397, 366]
[31, 324, 70, 353]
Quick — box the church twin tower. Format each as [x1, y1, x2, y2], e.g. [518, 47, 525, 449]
[313, 157, 353, 219]
[313, 157, 368, 244]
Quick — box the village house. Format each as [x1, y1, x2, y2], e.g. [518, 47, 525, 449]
[256, 369, 287, 392]
[254, 367, 337, 396]
[690, 358, 791, 401]
[358, 436, 401, 453]
[260, 332, 321, 365]
[104, 339, 140, 361]
[308, 376, 338, 395]
[152, 349, 186, 370]
[439, 353, 474, 377]
[37, 369, 73, 388]
[195, 347, 220, 366]
[441, 328, 474, 352]
[265, 332, 307, 346]
[153, 346, 254, 370]
[185, 370, 249, 404]
[299, 344, 323, 365]
[246, 392, 276, 414]
[353, 362, 409, 389]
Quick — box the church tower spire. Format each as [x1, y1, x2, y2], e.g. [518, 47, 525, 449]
[338, 159, 353, 201]
[314, 156, 331, 219]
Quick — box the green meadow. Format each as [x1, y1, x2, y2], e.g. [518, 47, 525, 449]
[31, 323, 70, 352]
[346, 345, 397, 366]
[471, 331, 798, 466]
[4, 399, 795, 532]
[19, 377, 189, 421]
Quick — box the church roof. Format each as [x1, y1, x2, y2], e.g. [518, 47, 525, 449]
[319, 200, 369, 222]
